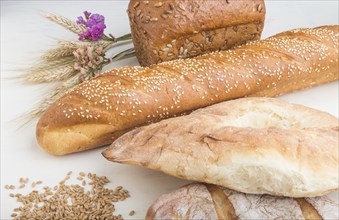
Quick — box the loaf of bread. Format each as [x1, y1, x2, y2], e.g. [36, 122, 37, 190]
[37, 26, 338, 155]
[103, 98, 339, 197]
[146, 183, 339, 220]
[128, 0, 266, 66]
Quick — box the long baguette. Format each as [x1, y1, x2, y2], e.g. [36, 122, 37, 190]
[146, 183, 339, 220]
[37, 25, 339, 155]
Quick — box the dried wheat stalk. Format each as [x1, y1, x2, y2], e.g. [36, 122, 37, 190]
[26, 64, 76, 83]
[32, 56, 74, 70]
[41, 47, 75, 61]
[59, 40, 112, 48]
[45, 13, 86, 35]
[40, 40, 113, 63]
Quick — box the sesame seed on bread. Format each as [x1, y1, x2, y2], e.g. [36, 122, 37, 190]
[37, 25, 339, 155]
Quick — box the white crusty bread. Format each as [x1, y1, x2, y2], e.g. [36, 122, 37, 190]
[146, 183, 339, 220]
[36, 26, 339, 155]
[103, 98, 339, 197]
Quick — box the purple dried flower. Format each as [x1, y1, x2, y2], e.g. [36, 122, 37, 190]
[92, 25, 106, 40]
[79, 27, 104, 41]
[85, 14, 105, 27]
[76, 16, 84, 25]
[78, 31, 89, 41]
[84, 11, 91, 19]
[77, 11, 106, 41]
[96, 22, 106, 29]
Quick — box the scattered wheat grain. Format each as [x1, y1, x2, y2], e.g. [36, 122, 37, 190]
[7, 171, 131, 219]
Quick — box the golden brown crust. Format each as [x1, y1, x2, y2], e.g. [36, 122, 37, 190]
[295, 198, 323, 220]
[146, 183, 338, 220]
[103, 98, 339, 197]
[128, 0, 266, 66]
[37, 26, 339, 155]
[206, 184, 237, 220]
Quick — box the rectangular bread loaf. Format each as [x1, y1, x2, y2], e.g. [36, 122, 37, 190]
[128, 0, 266, 66]
[36, 26, 339, 155]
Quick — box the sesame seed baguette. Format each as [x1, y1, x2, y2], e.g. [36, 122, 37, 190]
[37, 25, 339, 155]
[128, 0, 266, 66]
[146, 183, 338, 220]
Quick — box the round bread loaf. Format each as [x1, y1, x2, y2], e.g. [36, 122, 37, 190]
[146, 183, 339, 220]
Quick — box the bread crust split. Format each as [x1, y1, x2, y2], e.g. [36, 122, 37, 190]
[37, 25, 339, 155]
[103, 98, 339, 197]
[128, 0, 266, 66]
[146, 183, 339, 220]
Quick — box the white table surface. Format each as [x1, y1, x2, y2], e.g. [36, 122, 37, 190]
[1, 1, 338, 219]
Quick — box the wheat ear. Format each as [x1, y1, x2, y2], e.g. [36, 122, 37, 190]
[26, 64, 77, 83]
[58, 40, 113, 50]
[41, 47, 75, 61]
[30, 56, 74, 71]
[45, 13, 86, 35]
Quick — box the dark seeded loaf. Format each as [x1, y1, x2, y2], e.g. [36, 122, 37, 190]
[128, 0, 266, 66]
[36, 26, 339, 155]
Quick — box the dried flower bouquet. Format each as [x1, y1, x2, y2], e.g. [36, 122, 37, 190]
[25, 11, 135, 121]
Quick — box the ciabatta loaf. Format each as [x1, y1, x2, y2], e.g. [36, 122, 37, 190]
[128, 0, 266, 66]
[146, 183, 339, 220]
[37, 26, 339, 155]
[103, 98, 339, 197]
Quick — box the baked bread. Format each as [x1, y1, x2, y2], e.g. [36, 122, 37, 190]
[103, 98, 339, 197]
[146, 183, 339, 220]
[128, 0, 266, 66]
[36, 25, 339, 155]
